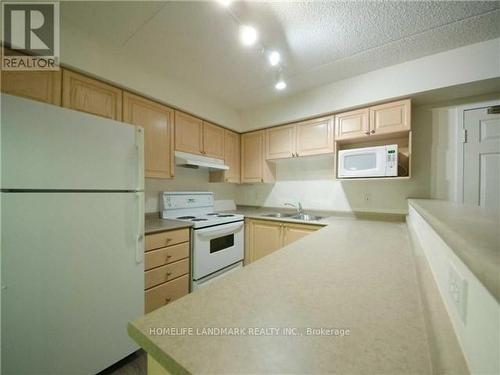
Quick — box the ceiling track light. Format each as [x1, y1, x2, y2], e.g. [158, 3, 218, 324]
[217, 1, 285, 91]
[275, 80, 287, 91]
[268, 50, 281, 66]
[239, 25, 258, 46]
[216, 0, 232, 7]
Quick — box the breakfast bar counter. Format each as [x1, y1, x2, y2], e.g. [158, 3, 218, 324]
[128, 216, 468, 374]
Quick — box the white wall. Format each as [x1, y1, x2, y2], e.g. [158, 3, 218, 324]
[145, 168, 236, 213]
[59, 23, 243, 132]
[428, 94, 500, 202]
[240, 38, 500, 131]
[429, 107, 459, 201]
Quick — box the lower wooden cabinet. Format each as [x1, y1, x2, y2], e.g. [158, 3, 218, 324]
[144, 274, 189, 314]
[245, 219, 321, 264]
[144, 228, 190, 313]
[246, 219, 283, 262]
[283, 222, 318, 246]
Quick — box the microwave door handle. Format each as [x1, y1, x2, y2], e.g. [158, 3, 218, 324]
[197, 222, 244, 239]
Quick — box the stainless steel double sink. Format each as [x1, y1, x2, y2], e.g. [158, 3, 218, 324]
[261, 213, 325, 221]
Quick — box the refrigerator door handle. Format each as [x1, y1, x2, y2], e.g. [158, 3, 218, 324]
[135, 127, 145, 191]
[135, 192, 144, 264]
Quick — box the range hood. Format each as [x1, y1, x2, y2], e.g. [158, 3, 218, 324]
[175, 151, 229, 171]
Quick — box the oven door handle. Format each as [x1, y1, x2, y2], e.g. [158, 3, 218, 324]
[197, 222, 244, 239]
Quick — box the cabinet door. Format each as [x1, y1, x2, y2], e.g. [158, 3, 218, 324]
[241, 131, 264, 183]
[296, 116, 334, 156]
[175, 111, 203, 154]
[283, 223, 320, 246]
[62, 69, 122, 120]
[1, 70, 62, 105]
[202, 121, 225, 159]
[248, 220, 283, 262]
[335, 108, 369, 140]
[224, 130, 240, 183]
[265, 124, 296, 159]
[369, 99, 411, 135]
[123, 92, 174, 179]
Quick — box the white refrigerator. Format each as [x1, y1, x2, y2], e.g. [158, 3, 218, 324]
[1, 94, 145, 374]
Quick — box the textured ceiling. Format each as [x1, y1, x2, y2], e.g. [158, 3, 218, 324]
[61, 1, 500, 111]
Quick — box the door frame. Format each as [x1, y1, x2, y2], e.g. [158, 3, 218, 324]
[455, 99, 500, 203]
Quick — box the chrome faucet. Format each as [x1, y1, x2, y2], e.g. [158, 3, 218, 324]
[284, 202, 304, 215]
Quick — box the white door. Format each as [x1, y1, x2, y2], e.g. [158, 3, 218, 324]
[463, 106, 500, 211]
[1, 192, 144, 374]
[1, 94, 144, 191]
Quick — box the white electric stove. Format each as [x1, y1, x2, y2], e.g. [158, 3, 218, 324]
[161, 192, 244, 289]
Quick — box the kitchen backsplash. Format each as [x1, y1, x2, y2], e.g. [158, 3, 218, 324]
[145, 167, 236, 213]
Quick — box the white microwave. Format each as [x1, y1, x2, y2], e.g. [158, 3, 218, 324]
[338, 144, 398, 178]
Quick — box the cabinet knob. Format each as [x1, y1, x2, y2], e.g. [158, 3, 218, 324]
[166, 254, 172, 259]
[165, 297, 172, 303]
[364, 131, 370, 135]
[370, 130, 375, 134]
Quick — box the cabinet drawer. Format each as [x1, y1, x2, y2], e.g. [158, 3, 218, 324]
[145, 274, 189, 313]
[145, 228, 189, 251]
[145, 242, 189, 271]
[145, 259, 189, 290]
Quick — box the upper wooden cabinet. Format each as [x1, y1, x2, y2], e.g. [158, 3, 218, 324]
[241, 130, 275, 183]
[175, 111, 225, 159]
[265, 116, 334, 160]
[266, 124, 296, 159]
[123, 92, 174, 179]
[210, 130, 240, 183]
[369, 99, 411, 135]
[202, 121, 225, 159]
[336, 99, 411, 141]
[295, 117, 334, 156]
[1, 69, 62, 105]
[335, 108, 369, 140]
[175, 111, 203, 154]
[62, 69, 122, 121]
[223, 130, 240, 183]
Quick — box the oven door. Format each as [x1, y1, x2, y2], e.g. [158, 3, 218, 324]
[193, 221, 244, 280]
[338, 147, 386, 178]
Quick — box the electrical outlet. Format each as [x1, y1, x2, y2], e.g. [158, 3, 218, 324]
[448, 264, 468, 324]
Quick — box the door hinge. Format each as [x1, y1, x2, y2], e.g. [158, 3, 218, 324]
[461, 129, 467, 143]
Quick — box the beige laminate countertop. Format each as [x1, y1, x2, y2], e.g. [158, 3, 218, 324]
[408, 199, 500, 302]
[145, 213, 193, 234]
[129, 216, 435, 374]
